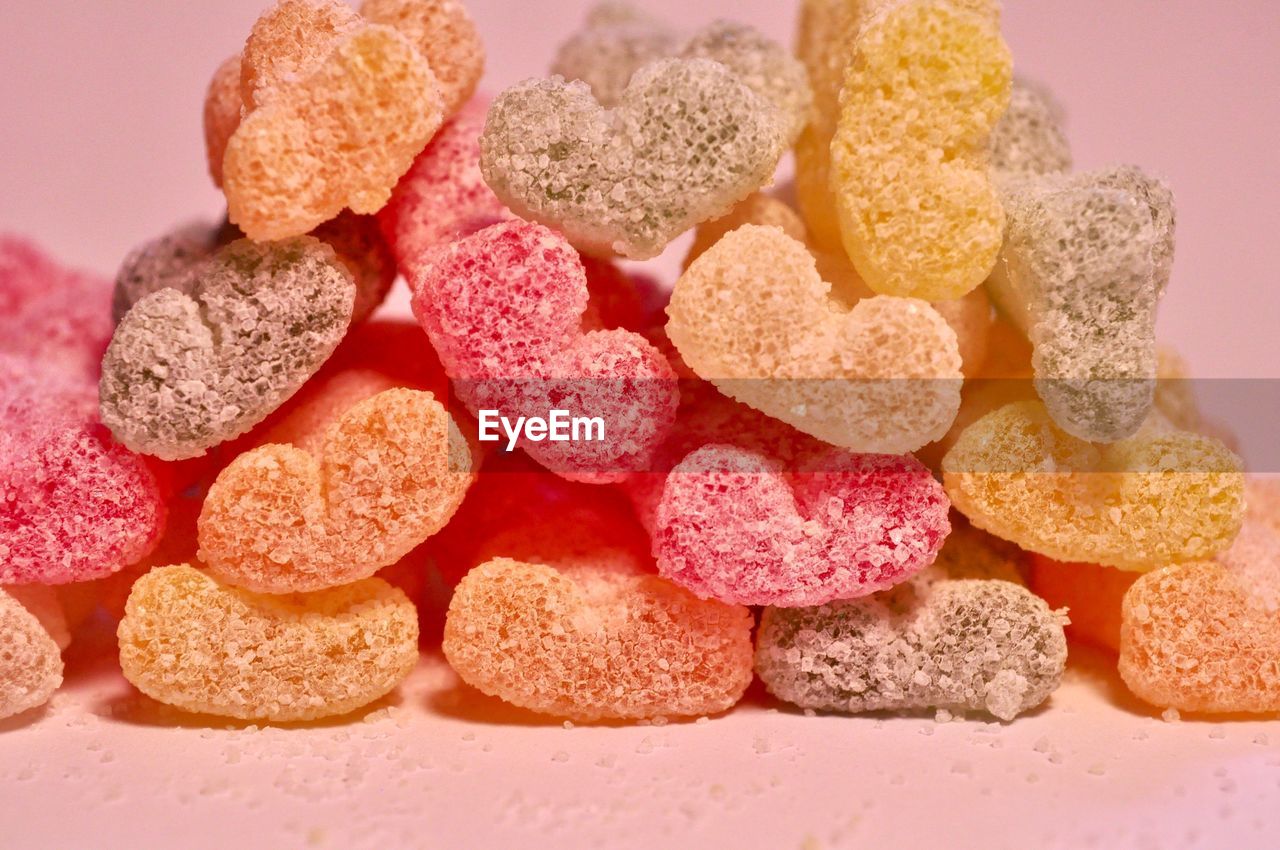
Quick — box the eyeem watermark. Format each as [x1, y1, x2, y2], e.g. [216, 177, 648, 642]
[477, 409, 605, 452]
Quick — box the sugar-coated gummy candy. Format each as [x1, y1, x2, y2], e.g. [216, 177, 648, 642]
[1, 236, 114, 382]
[654, 444, 950, 606]
[101, 236, 356, 460]
[203, 55, 244, 188]
[409, 220, 678, 481]
[830, 0, 1011, 301]
[443, 557, 754, 721]
[114, 213, 395, 326]
[667, 224, 962, 454]
[1028, 555, 1136, 654]
[379, 96, 514, 270]
[990, 77, 1072, 179]
[2, 360, 165, 585]
[5, 585, 71, 652]
[987, 166, 1175, 441]
[942, 401, 1244, 570]
[682, 195, 994, 377]
[480, 58, 786, 259]
[756, 542, 1067, 720]
[239, 0, 362, 110]
[553, 6, 811, 143]
[224, 23, 444, 240]
[199, 388, 472, 593]
[118, 565, 418, 721]
[0, 588, 64, 720]
[359, 0, 485, 115]
[1119, 520, 1280, 713]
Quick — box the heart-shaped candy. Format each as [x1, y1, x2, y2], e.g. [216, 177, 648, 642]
[410, 220, 678, 481]
[443, 557, 754, 721]
[942, 400, 1244, 570]
[667, 224, 962, 454]
[100, 236, 356, 460]
[480, 58, 786, 259]
[654, 443, 950, 606]
[198, 388, 473, 593]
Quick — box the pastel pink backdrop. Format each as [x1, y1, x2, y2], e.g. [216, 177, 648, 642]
[2, 0, 1277, 384]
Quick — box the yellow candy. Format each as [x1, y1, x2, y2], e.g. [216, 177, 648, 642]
[942, 400, 1244, 570]
[830, 0, 1011, 300]
[118, 565, 418, 722]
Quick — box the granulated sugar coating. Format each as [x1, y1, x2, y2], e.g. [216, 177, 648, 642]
[1029, 555, 1137, 654]
[553, 6, 810, 143]
[990, 77, 1073, 180]
[942, 401, 1244, 570]
[118, 565, 418, 721]
[409, 220, 678, 481]
[443, 557, 754, 721]
[379, 97, 515, 270]
[667, 225, 962, 454]
[239, 0, 362, 110]
[831, 0, 1011, 302]
[114, 213, 394, 326]
[988, 166, 1175, 442]
[100, 237, 355, 460]
[479, 58, 786, 259]
[360, 0, 485, 115]
[0, 588, 63, 720]
[682, 193, 808, 270]
[1, 360, 165, 585]
[1120, 521, 1280, 713]
[223, 25, 444, 241]
[5, 585, 71, 651]
[755, 564, 1067, 720]
[0, 235, 114, 382]
[654, 444, 950, 606]
[198, 388, 473, 593]
[202, 54, 244, 188]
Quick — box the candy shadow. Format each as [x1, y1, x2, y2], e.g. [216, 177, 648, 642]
[93, 688, 403, 731]
[0, 703, 52, 733]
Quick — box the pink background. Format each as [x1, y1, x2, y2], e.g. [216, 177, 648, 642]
[3, 0, 1278, 380]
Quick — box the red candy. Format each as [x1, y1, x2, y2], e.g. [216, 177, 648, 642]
[409, 220, 678, 481]
[0, 360, 165, 584]
[379, 96, 514, 270]
[654, 443, 950, 606]
[0, 236, 113, 381]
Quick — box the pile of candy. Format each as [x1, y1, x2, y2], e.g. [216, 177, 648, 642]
[1, 0, 1272, 727]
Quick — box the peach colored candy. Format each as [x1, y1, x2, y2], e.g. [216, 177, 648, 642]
[1248, 476, 1280, 535]
[239, 0, 362, 110]
[224, 23, 444, 240]
[480, 58, 787, 259]
[1028, 555, 1137, 654]
[5, 585, 71, 652]
[942, 400, 1244, 570]
[118, 565, 418, 721]
[203, 55, 243, 188]
[831, 0, 1011, 301]
[1119, 521, 1280, 713]
[683, 195, 994, 377]
[444, 557, 754, 722]
[360, 0, 485, 114]
[199, 388, 473, 593]
[0, 588, 63, 719]
[667, 224, 962, 454]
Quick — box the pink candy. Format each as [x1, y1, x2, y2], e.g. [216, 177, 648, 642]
[379, 96, 514, 270]
[0, 236, 114, 381]
[0, 359, 165, 584]
[654, 444, 950, 606]
[409, 220, 678, 481]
